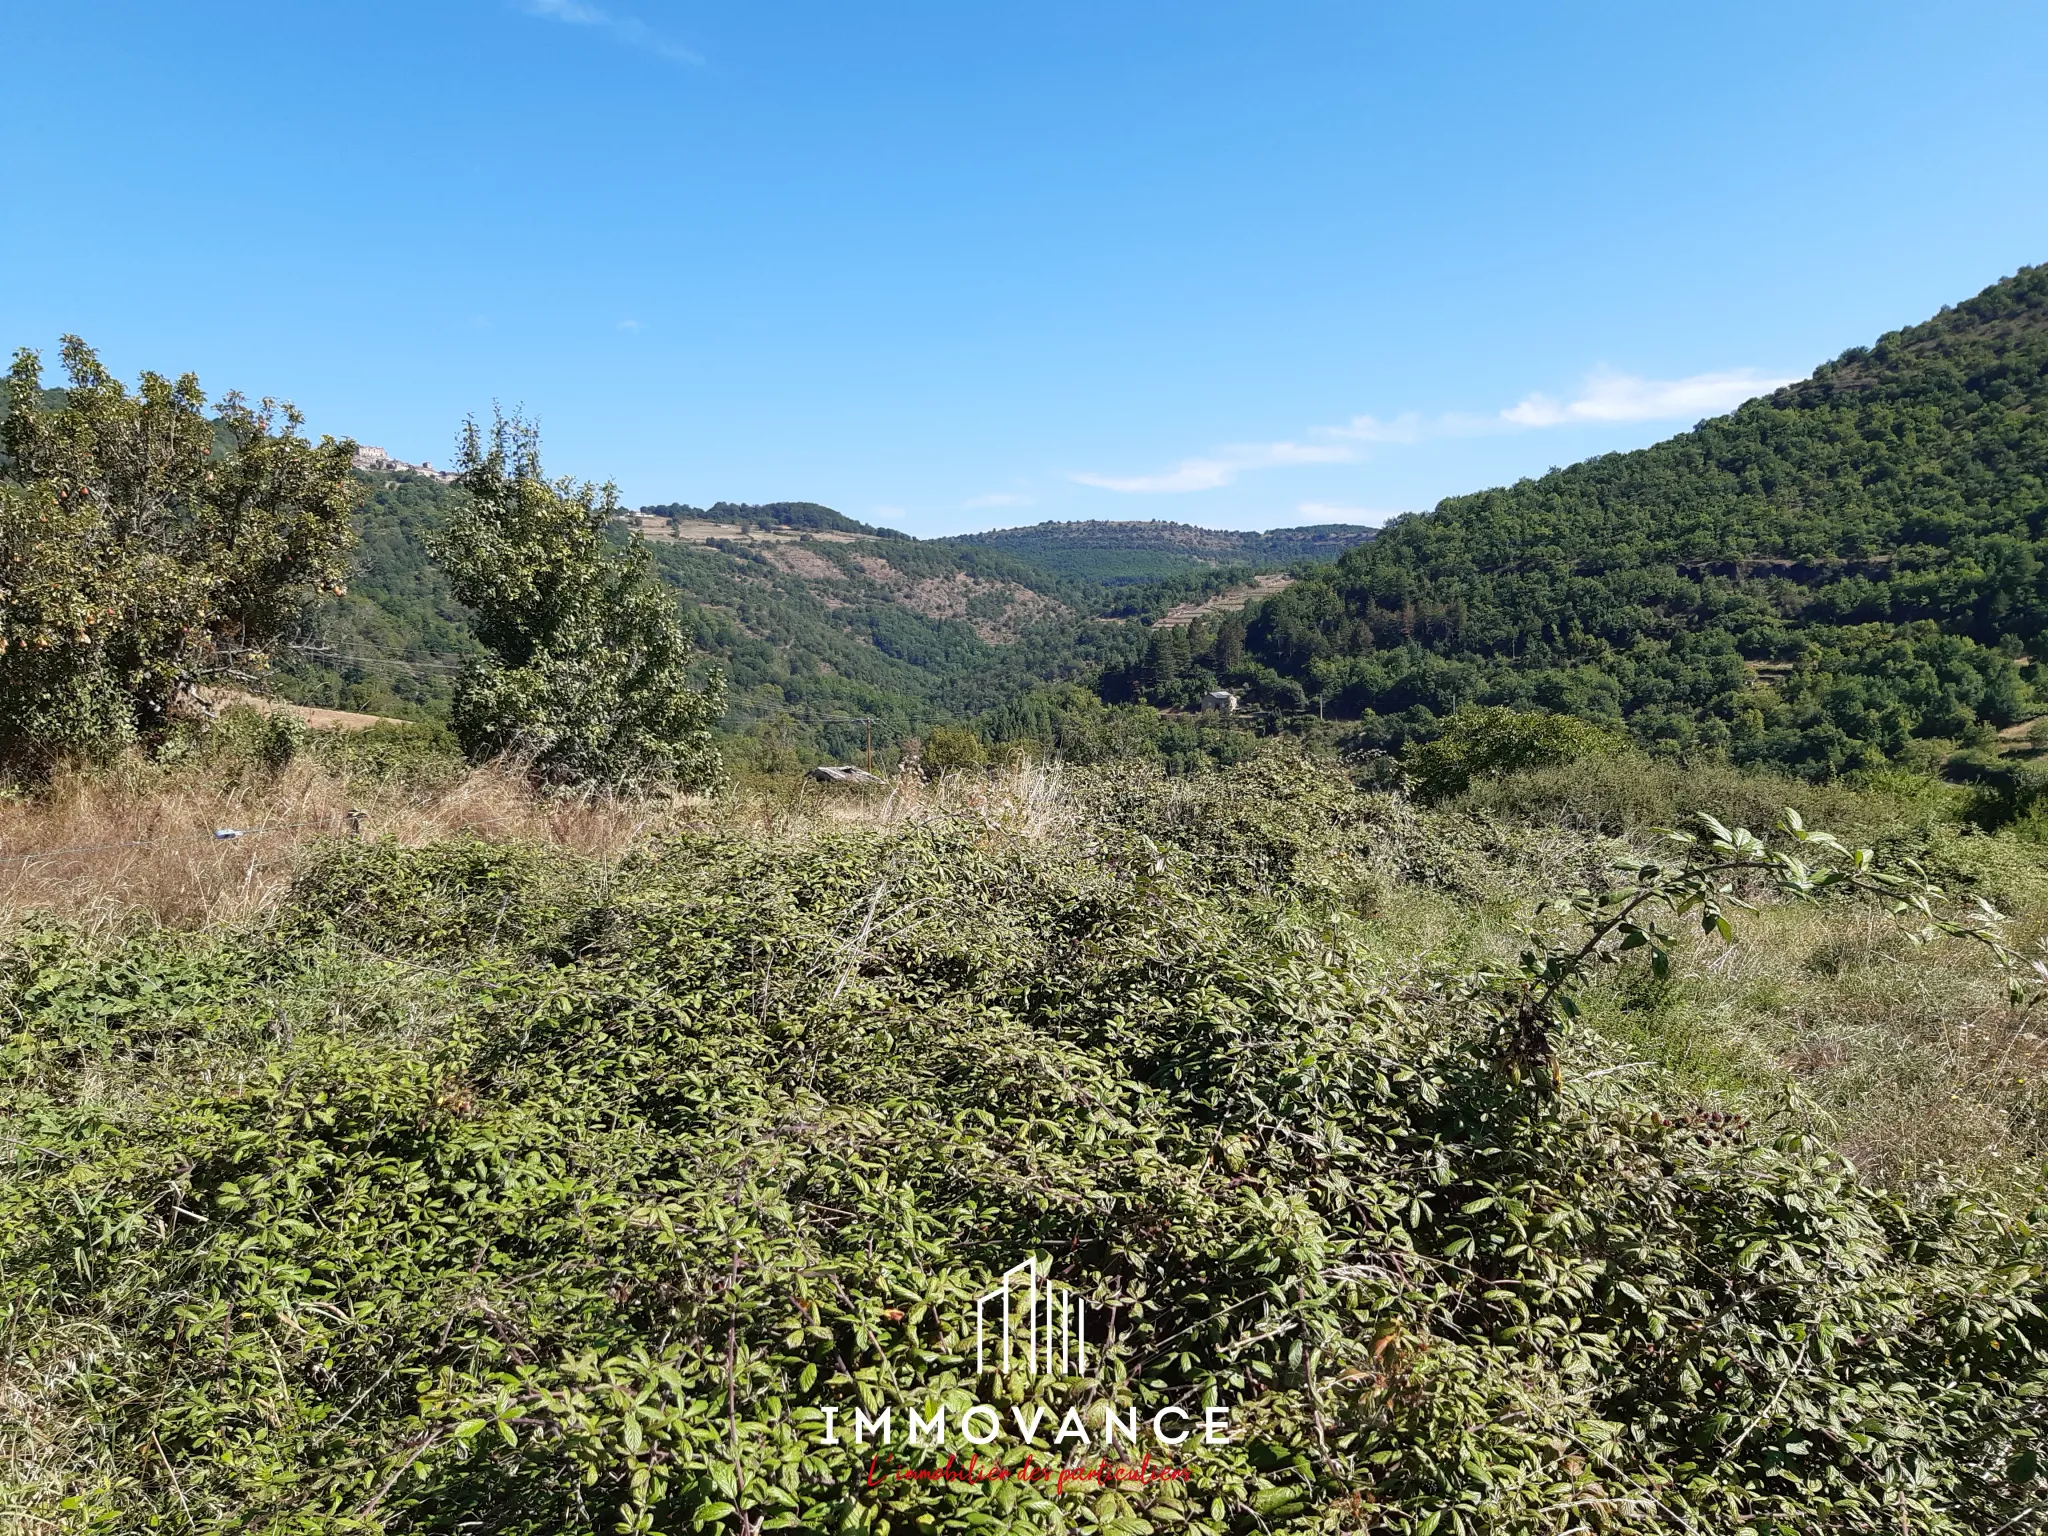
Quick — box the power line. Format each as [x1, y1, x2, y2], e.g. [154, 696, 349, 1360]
[0, 822, 328, 866]
[284, 648, 468, 673]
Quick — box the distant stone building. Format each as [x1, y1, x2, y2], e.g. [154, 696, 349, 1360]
[1201, 689, 1240, 714]
[351, 445, 458, 484]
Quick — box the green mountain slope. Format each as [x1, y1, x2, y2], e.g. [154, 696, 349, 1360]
[1236, 263, 2048, 775]
[279, 490, 1278, 750]
[627, 514, 1143, 740]
[948, 518, 1376, 584]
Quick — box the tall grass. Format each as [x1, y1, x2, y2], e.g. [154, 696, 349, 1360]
[1464, 754, 2048, 1194]
[1583, 903, 2048, 1194]
[0, 746, 1083, 938]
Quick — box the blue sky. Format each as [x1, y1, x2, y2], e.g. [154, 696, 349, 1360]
[5, 2, 2047, 536]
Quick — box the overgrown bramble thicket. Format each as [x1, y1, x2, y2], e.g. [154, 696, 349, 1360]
[5, 751, 2046, 1534]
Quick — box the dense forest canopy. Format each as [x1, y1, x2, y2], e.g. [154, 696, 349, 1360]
[949, 518, 1377, 585]
[1218, 265, 2048, 775]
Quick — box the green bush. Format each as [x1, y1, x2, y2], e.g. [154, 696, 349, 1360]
[1453, 751, 1956, 843]
[179, 705, 311, 774]
[1403, 705, 1628, 802]
[303, 719, 466, 786]
[279, 834, 588, 958]
[920, 724, 987, 776]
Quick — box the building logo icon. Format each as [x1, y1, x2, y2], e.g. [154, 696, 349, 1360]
[813, 1255, 1233, 1452]
[975, 1255, 1092, 1378]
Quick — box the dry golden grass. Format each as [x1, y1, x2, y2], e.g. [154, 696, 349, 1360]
[0, 756, 1076, 937]
[0, 757, 673, 935]
[1594, 901, 2048, 1194]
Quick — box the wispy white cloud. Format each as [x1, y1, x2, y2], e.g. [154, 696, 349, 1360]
[1071, 438, 1352, 495]
[870, 505, 908, 522]
[1500, 367, 1795, 428]
[517, 0, 702, 63]
[617, 318, 642, 332]
[1318, 413, 1426, 445]
[1071, 362, 1797, 495]
[962, 491, 1036, 510]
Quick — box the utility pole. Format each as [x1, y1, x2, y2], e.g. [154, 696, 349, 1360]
[864, 717, 873, 774]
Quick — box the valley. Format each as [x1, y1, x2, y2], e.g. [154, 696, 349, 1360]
[14, 264, 2048, 1536]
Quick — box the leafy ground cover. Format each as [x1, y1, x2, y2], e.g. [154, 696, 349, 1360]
[5, 747, 2048, 1533]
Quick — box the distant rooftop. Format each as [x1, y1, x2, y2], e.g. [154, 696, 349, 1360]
[352, 445, 458, 483]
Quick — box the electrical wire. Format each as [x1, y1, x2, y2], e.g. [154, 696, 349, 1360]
[284, 648, 467, 672]
[0, 822, 328, 866]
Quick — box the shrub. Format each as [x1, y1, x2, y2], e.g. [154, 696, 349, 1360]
[431, 412, 723, 793]
[1453, 752, 1955, 843]
[920, 724, 986, 776]
[5, 769, 2046, 1534]
[1402, 705, 1628, 801]
[303, 718, 466, 786]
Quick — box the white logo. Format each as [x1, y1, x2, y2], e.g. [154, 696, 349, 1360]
[815, 1256, 1232, 1454]
[976, 1255, 1091, 1377]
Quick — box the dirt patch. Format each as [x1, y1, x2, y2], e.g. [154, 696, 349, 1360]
[899, 574, 976, 621]
[975, 585, 1066, 641]
[761, 544, 846, 581]
[896, 574, 1068, 642]
[201, 690, 410, 732]
[1154, 574, 1296, 629]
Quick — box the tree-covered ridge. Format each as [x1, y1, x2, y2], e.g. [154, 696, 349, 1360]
[638, 528, 1143, 744]
[278, 476, 1300, 756]
[1239, 264, 2048, 775]
[638, 500, 906, 539]
[949, 518, 1378, 585]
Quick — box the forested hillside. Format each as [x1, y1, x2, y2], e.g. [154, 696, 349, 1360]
[949, 517, 1376, 584]
[633, 518, 1139, 739]
[281, 265, 2048, 785]
[1232, 265, 2048, 775]
[277, 486, 1303, 756]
